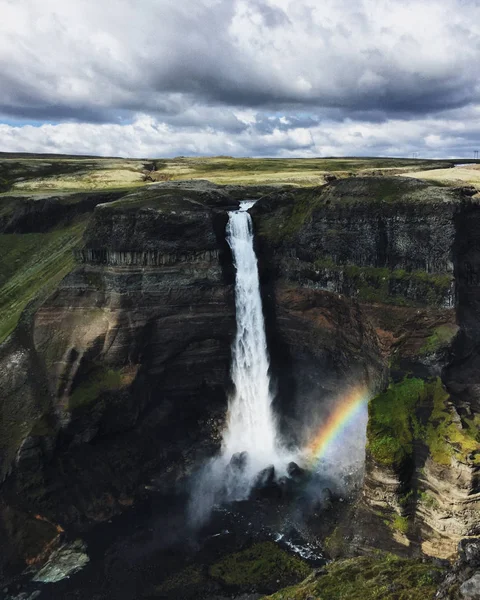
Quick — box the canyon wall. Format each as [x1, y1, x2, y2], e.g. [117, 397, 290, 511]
[0, 177, 479, 576]
[0, 183, 238, 575]
[253, 177, 480, 559]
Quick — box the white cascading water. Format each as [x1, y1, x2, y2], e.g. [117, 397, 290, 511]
[222, 200, 279, 476]
[188, 200, 290, 524]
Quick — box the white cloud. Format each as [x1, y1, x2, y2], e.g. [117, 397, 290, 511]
[1, 108, 479, 158]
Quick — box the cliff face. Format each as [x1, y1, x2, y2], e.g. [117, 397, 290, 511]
[254, 177, 480, 559]
[0, 177, 479, 577]
[0, 183, 240, 575]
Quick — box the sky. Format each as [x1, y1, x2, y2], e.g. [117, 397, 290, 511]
[0, 0, 479, 158]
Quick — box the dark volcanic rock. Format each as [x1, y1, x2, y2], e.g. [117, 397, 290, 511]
[229, 451, 249, 473]
[436, 538, 480, 599]
[287, 462, 306, 481]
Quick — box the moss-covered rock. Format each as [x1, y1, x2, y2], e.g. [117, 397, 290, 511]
[153, 564, 209, 598]
[209, 542, 312, 592]
[418, 323, 458, 356]
[425, 383, 480, 466]
[367, 376, 480, 470]
[0, 219, 87, 342]
[262, 552, 446, 600]
[151, 543, 312, 598]
[68, 365, 137, 411]
[367, 377, 426, 469]
[310, 262, 453, 307]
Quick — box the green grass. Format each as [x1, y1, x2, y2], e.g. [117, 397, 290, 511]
[367, 377, 427, 468]
[0, 155, 469, 193]
[155, 157, 457, 186]
[263, 552, 445, 600]
[368, 377, 480, 469]
[209, 542, 311, 590]
[419, 324, 458, 355]
[311, 262, 453, 308]
[391, 515, 409, 534]
[419, 492, 439, 509]
[425, 382, 480, 465]
[0, 219, 87, 342]
[68, 366, 135, 411]
[0, 157, 147, 193]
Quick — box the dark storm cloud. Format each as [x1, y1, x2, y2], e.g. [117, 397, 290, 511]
[0, 0, 479, 157]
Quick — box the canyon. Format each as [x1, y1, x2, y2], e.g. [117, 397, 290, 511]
[0, 168, 479, 598]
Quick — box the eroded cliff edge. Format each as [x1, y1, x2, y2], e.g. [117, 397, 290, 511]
[0, 177, 479, 579]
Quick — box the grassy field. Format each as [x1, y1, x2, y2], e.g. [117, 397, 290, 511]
[0, 219, 87, 342]
[403, 164, 480, 191]
[0, 157, 148, 193]
[2, 154, 477, 192]
[150, 157, 459, 186]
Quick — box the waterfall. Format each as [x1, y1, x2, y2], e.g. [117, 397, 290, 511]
[188, 200, 290, 524]
[221, 200, 279, 476]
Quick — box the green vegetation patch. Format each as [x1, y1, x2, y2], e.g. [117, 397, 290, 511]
[263, 552, 445, 600]
[0, 219, 87, 343]
[367, 377, 427, 468]
[0, 158, 95, 193]
[154, 564, 207, 597]
[312, 261, 453, 307]
[257, 188, 326, 242]
[419, 491, 439, 509]
[324, 527, 345, 558]
[390, 515, 409, 534]
[68, 366, 136, 411]
[426, 382, 480, 465]
[209, 542, 311, 591]
[419, 323, 458, 355]
[368, 377, 480, 469]
[155, 157, 456, 187]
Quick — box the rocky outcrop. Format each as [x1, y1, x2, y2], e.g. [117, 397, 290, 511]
[436, 538, 480, 598]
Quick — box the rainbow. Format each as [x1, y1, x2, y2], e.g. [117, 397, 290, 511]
[305, 385, 370, 464]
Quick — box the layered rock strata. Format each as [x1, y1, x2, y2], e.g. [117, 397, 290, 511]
[1, 177, 479, 576]
[253, 177, 480, 559]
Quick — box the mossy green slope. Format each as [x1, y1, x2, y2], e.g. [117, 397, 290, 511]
[0, 219, 87, 342]
[312, 262, 453, 308]
[367, 377, 480, 469]
[426, 384, 480, 465]
[263, 553, 445, 600]
[152, 543, 312, 598]
[367, 377, 426, 468]
[209, 542, 311, 589]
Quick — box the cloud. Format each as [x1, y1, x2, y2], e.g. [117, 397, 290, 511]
[0, 0, 479, 156]
[1, 108, 479, 158]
